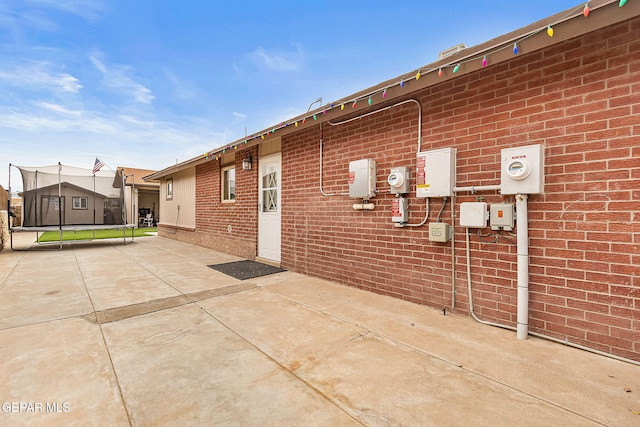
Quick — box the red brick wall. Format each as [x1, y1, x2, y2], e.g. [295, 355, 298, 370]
[194, 147, 259, 259]
[280, 18, 640, 361]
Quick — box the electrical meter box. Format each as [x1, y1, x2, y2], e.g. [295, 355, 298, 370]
[349, 158, 377, 198]
[416, 147, 456, 198]
[500, 144, 544, 195]
[388, 166, 410, 194]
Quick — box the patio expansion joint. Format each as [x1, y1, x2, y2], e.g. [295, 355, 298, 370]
[85, 283, 258, 325]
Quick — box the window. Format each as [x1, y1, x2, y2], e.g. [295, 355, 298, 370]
[222, 166, 236, 202]
[72, 197, 88, 210]
[166, 178, 173, 200]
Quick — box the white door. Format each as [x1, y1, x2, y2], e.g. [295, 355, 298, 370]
[258, 153, 281, 262]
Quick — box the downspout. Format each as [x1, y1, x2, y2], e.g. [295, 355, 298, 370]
[450, 195, 456, 311]
[516, 193, 528, 340]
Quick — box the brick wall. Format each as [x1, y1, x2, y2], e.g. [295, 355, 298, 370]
[194, 147, 259, 259]
[280, 17, 640, 361]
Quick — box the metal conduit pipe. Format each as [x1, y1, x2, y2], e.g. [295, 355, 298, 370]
[464, 226, 640, 367]
[321, 99, 423, 196]
[453, 184, 501, 193]
[396, 197, 429, 228]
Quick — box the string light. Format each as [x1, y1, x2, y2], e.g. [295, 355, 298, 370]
[205, 1, 628, 160]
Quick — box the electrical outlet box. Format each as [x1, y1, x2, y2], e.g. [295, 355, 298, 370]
[490, 203, 514, 231]
[388, 166, 411, 194]
[416, 147, 456, 198]
[349, 158, 377, 198]
[459, 202, 487, 228]
[429, 222, 451, 242]
[500, 144, 544, 195]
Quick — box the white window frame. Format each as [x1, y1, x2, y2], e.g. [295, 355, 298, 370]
[72, 196, 88, 210]
[222, 165, 236, 203]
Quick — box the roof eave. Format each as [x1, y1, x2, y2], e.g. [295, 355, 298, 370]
[153, 0, 632, 176]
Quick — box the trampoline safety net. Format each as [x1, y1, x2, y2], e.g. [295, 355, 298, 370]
[13, 164, 126, 227]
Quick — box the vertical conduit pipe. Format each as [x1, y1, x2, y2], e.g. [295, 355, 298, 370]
[516, 193, 529, 340]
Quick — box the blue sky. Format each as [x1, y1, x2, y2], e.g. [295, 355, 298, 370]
[1, 0, 583, 191]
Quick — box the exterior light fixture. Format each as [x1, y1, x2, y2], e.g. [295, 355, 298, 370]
[242, 155, 252, 170]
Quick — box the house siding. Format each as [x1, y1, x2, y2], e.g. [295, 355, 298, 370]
[279, 18, 640, 361]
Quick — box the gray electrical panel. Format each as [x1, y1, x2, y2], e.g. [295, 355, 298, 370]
[349, 158, 377, 199]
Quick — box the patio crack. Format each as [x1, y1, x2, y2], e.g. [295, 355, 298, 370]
[85, 283, 257, 324]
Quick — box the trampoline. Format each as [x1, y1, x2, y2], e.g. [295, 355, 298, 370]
[8, 163, 136, 250]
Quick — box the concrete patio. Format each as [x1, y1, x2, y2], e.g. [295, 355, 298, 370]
[1, 234, 639, 426]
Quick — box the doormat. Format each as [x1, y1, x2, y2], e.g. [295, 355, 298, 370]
[208, 260, 286, 280]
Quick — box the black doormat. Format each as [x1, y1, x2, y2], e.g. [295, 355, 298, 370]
[208, 260, 286, 280]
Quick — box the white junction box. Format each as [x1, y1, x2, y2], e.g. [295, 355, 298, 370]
[349, 158, 377, 198]
[490, 203, 515, 231]
[460, 202, 487, 228]
[429, 222, 451, 242]
[500, 144, 544, 195]
[416, 147, 456, 198]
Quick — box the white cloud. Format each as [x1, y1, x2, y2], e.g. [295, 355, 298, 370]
[0, 61, 82, 93]
[247, 43, 305, 72]
[90, 54, 155, 104]
[26, 0, 105, 22]
[34, 101, 83, 116]
[164, 69, 197, 100]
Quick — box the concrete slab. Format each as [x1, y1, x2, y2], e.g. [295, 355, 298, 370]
[266, 277, 640, 426]
[0, 250, 93, 329]
[200, 287, 368, 371]
[0, 317, 129, 426]
[101, 303, 357, 426]
[1, 235, 639, 426]
[296, 333, 595, 426]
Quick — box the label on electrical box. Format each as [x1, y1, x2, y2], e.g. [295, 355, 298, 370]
[391, 199, 400, 217]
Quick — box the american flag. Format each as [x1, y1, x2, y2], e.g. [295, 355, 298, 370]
[93, 157, 105, 174]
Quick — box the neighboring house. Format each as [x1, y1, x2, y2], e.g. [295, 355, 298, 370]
[20, 182, 111, 226]
[118, 167, 160, 227]
[147, 1, 640, 362]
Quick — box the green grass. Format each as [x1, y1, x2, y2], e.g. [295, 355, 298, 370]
[37, 227, 157, 242]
